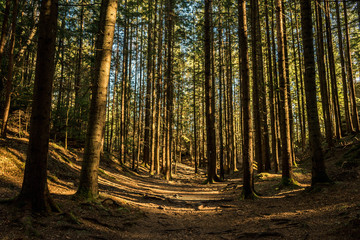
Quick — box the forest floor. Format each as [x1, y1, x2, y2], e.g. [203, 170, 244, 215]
[1, 128, 360, 239]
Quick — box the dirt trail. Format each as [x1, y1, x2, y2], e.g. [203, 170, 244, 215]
[1, 136, 360, 239]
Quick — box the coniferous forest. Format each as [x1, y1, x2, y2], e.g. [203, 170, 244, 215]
[0, 0, 360, 239]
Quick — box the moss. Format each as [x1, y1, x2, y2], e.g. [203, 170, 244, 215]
[279, 177, 301, 188]
[240, 190, 259, 200]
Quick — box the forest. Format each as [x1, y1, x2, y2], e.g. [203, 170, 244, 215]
[0, 0, 360, 239]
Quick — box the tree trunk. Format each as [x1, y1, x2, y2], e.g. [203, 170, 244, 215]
[218, 15, 224, 179]
[344, 0, 360, 132]
[335, 0, 353, 134]
[238, 0, 256, 198]
[76, 0, 117, 200]
[265, 0, 279, 173]
[165, 0, 174, 181]
[250, 0, 263, 173]
[324, 0, 342, 139]
[205, 0, 218, 183]
[1, 0, 19, 138]
[16, 0, 59, 213]
[300, 0, 330, 186]
[315, 0, 333, 147]
[275, 0, 294, 185]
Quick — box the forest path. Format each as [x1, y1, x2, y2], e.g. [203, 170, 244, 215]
[96, 161, 240, 212]
[1, 136, 360, 239]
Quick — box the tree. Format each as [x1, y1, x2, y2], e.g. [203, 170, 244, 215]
[165, 0, 174, 181]
[344, 0, 360, 132]
[324, 0, 342, 139]
[1, 0, 19, 137]
[275, 0, 294, 186]
[315, 0, 333, 147]
[238, 0, 256, 198]
[250, 0, 263, 173]
[265, 0, 279, 173]
[205, 0, 218, 183]
[76, 0, 118, 200]
[299, 0, 331, 186]
[15, 0, 59, 213]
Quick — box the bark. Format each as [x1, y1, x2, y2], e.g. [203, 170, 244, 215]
[120, 0, 129, 163]
[300, 0, 330, 185]
[143, 0, 154, 167]
[265, 0, 279, 172]
[275, 0, 294, 185]
[205, 0, 218, 183]
[76, 0, 117, 200]
[250, 0, 263, 173]
[315, 0, 333, 147]
[324, 0, 342, 139]
[1, 0, 19, 138]
[335, 0, 353, 134]
[0, 0, 11, 71]
[16, 0, 59, 213]
[344, 1, 360, 132]
[238, 0, 256, 198]
[271, 0, 280, 173]
[154, 0, 164, 175]
[218, 16, 224, 179]
[165, 0, 174, 181]
[290, 8, 305, 149]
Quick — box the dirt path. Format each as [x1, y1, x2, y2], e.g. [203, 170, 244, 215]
[1, 137, 360, 239]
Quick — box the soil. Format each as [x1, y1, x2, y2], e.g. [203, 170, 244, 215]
[0, 132, 360, 239]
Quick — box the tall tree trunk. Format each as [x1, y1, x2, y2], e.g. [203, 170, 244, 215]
[74, 1, 84, 140]
[275, 0, 294, 185]
[193, 54, 198, 174]
[290, 8, 305, 149]
[271, 0, 280, 173]
[324, 0, 342, 139]
[205, 0, 218, 183]
[154, 0, 164, 175]
[238, 0, 256, 198]
[218, 16, 224, 179]
[315, 0, 333, 147]
[300, 0, 330, 186]
[165, 0, 174, 181]
[344, 0, 360, 132]
[250, 0, 263, 173]
[255, 0, 271, 171]
[1, 0, 19, 138]
[335, 0, 353, 134]
[295, 3, 307, 150]
[225, 8, 236, 174]
[16, 0, 59, 213]
[265, 0, 279, 172]
[76, 0, 117, 200]
[144, 0, 154, 167]
[120, 0, 129, 164]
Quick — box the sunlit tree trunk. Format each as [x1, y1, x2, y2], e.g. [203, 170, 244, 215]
[344, 0, 360, 132]
[76, 0, 117, 200]
[165, 0, 174, 181]
[238, 0, 256, 198]
[204, 0, 218, 183]
[250, 0, 263, 173]
[335, 0, 353, 134]
[324, 0, 342, 139]
[275, 0, 294, 185]
[315, 0, 333, 147]
[265, 0, 279, 172]
[144, 0, 154, 167]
